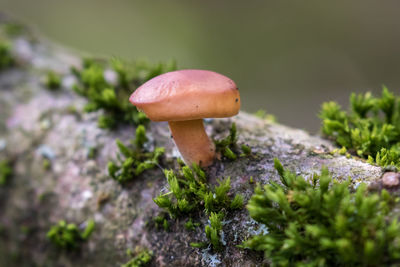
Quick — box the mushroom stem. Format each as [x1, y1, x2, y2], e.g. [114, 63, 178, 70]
[168, 119, 215, 167]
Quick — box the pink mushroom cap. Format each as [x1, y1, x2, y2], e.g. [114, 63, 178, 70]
[129, 69, 240, 121]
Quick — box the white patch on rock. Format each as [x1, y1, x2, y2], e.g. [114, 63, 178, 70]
[0, 139, 6, 151]
[82, 190, 93, 201]
[201, 247, 221, 267]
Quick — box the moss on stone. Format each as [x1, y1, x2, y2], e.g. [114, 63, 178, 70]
[121, 249, 153, 267]
[153, 163, 244, 250]
[44, 70, 62, 90]
[46, 219, 95, 250]
[108, 125, 164, 184]
[214, 123, 252, 161]
[0, 41, 14, 71]
[0, 160, 12, 185]
[243, 158, 400, 266]
[71, 58, 176, 129]
[320, 87, 400, 168]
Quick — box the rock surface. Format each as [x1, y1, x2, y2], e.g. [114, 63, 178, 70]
[0, 17, 384, 267]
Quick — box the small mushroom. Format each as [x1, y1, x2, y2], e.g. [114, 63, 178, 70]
[129, 69, 240, 167]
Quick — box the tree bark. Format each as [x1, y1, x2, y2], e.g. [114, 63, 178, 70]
[0, 16, 384, 267]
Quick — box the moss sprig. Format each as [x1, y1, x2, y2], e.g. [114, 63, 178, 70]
[214, 123, 251, 160]
[320, 87, 400, 168]
[205, 212, 224, 250]
[153, 165, 243, 219]
[121, 249, 153, 267]
[46, 219, 95, 250]
[72, 58, 176, 129]
[0, 41, 14, 71]
[153, 214, 170, 231]
[254, 109, 277, 122]
[108, 125, 164, 184]
[0, 160, 12, 186]
[185, 218, 200, 231]
[243, 158, 400, 266]
[153, 164, 244, 250]
[45, 70, 62, 90]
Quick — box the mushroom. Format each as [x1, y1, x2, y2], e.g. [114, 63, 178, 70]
[129, 69, 240, 167]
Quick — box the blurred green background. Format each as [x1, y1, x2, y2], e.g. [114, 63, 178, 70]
[1, 0, 400, 132]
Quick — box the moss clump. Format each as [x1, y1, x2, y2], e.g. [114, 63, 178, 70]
[46, 219, 95, 250]
[0, 160, 12, 185]
[72, 58, 176, 129]
[121, 249, 153, 267]
[2, 22, 25, 37]
[320, 87, 400, 168]
[153, 166, 243, 218]
[205, 211, 224, 250]
[214, 123, 251, 160]
[243, 158, 400, 266]
[108, 125, 164, 184]
[0, 41, 14, 71]
[153, 164, 244, 250]
[184, 218, 200, 231]
[42, 158, 51, 171]
[45, 70, 62, 90]
[153, 214, 170, 231]
[254, 109, 277, 122]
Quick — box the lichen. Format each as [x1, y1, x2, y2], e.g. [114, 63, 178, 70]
[243, 158, 400, 266]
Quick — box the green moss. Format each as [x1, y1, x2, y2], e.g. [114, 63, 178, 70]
[87, 146, 97, 159]
[45, 70, 62, 90]
[214, 123, 251, 160]
[108, 125, 164, 184]
[205, 212, 224, 250]
[153, 214, 170, 231]
[240, 144, 252, 156]
[320, 87, 400, 168]
[190, 242, 208, 248]
[0, 160, 12, 186]
[254, 109, 277, 122]
[153, 165, 243, 218]
[3, 22, 25, 36]
[215, 123, 237, 159]
[121, 249, 153, 267]
[72, 58, 176, 129]
[230, 193, 244, 209]
[0, 41, 14, 71]
[42, 158, 51, 171]
[153, 163, 244, 250]
[184, 218, 200, 231]
[249, 176, 254, 184]
[46, 219, 95, 250]
[242, 158, 400, 266]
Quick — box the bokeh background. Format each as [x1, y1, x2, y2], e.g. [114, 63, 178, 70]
[1, 0, 400, 132]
